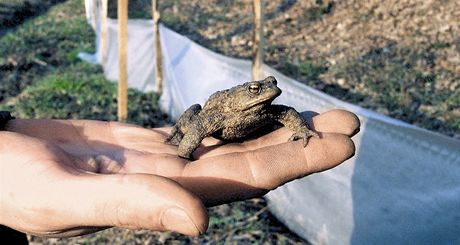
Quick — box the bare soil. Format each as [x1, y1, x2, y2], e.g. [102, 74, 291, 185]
[154, 0, 460, 138]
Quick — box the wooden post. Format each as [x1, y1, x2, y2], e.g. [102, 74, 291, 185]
[90, 0, 97, 29]
[117, 0, 128, 122]
[152, 0, 163, 94]
[252, 0, 264, 81]
[99, 0, 108, 63]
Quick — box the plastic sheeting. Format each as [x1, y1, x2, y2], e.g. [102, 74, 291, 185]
[81, 9, 460, 244]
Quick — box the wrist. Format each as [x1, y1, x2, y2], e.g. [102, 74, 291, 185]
[0, 111, 15, 225]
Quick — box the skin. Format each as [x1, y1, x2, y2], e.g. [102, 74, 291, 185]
[166, 76, 318, 159]
[0, 109, 359, 238]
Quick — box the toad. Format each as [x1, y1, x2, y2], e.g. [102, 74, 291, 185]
[165, 76, 319, 159]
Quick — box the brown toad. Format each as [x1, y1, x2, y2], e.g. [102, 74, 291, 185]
[165, 76, 318, 159]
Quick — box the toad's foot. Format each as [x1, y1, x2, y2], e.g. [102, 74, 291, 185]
[288, 129, 319, 147]
[165, 126, 183, 146]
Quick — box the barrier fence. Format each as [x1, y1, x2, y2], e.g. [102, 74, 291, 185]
[99, 0, 265, 121]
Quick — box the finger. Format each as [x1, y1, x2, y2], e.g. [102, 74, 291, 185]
[26, 226, 111, 238]
[304, 109, 360, 136]
[69, 122, 175, 154]
[195, 109, 360, 159]
[58, 174, 208, 236]
[4, 119, 106, 149]
[180, 133, 355, 206]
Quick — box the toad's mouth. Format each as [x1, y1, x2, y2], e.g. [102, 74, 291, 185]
[243, 95, 278, 110]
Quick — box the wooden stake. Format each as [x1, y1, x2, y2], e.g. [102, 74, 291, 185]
[152, 0, 163, 94]
[117, 0, 128, 122]
[100, 0, 108, 63]
[252, 0, 264, 81]
[90, 0, 97, 29]
[100, 0, 108, 62]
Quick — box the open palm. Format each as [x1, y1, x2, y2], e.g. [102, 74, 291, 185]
[0, 109, 359, 237]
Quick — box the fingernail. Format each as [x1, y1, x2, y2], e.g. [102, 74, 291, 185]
[161, 207, 202, 236]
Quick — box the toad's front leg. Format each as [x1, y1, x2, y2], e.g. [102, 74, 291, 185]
[177, 113, 223, 160]
[165, 104, 202, 146]
[269, 104, 319, 146]
[177, 124, 207, 160]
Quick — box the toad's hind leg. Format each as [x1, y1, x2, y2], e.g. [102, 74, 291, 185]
[165, 104, 201, 146]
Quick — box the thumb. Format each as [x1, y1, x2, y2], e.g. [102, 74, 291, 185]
[66, 173, 208, 236]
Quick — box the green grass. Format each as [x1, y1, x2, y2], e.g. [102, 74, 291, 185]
[0, 0, 168, 127]
[4, 63, 169, 127]
[0, 0, 95, 102]
[0, 0, 67, 33]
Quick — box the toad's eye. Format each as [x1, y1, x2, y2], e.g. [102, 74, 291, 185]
[248, 84, 261, 94]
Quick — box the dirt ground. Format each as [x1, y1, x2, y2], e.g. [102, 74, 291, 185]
[153, 0, 459, 138]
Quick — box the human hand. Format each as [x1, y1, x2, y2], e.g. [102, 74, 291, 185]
[0, 109, 359, 237]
